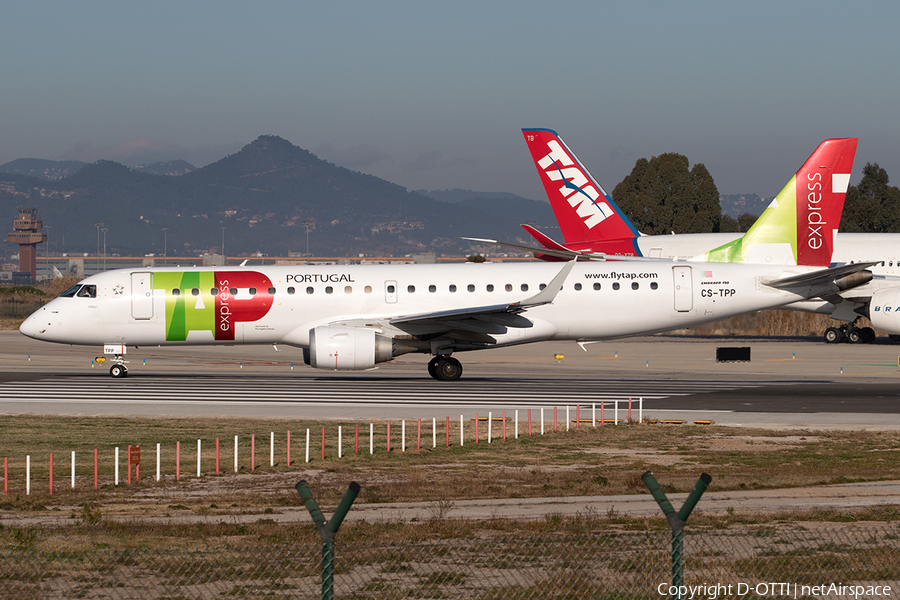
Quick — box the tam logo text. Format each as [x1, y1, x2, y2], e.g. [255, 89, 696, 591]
[538, 140, 613, 229]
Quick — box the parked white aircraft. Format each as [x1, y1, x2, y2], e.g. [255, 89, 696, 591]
[521, 129, 900, 343]
[20, 256, 872, 379]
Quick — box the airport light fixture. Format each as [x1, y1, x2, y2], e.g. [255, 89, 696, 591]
[162, 227, 168, 265]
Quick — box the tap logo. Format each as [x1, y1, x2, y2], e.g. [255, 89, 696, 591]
[153, 270, 273, 341]
[537, 140, 614, 229]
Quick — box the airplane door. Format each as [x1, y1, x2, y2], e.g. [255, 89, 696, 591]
[672, 266, 692, 312]
[385, 280, 398, 304]
[131, 272, 154, 319]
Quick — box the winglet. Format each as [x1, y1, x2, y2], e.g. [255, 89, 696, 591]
[512, 259, 577, 309]
[703, 138, 858, 267]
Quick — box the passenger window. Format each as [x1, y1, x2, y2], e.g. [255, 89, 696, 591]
[486, 284, 494, 292]
[574, 283, 582, 291]
[287, 287, 295, 295]
[268, 287, 276, 295]
[171, 289, 180, 297]
[632, 282, 639, 290]
[408, 285, 415, 293]
[449, 285, 457, 293]
[249, 287, 257, 295]
[210, 288, 218, 296]
[365, 286, 372, 294]
[650, 282, 658, 290]
[467, 284, 475, 292]
[521, 284, 529, 292]
[325, 286, 333, 294]
[230, 288, 237, 295]
[613, 282, 620, 290]
[345, 286, 352, 294]
[429, 285, 436, 293]
[505, 284, 512, 292]
[593, 283, 601, 291]
[306, 287, 314, 295]
[387, 285, 395, 294]
[191, 288, 200, 296]
[539, 284, 546, 291]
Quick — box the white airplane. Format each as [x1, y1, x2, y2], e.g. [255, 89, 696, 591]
[20, 250, 873, 380]
[521, 129, 900, 344]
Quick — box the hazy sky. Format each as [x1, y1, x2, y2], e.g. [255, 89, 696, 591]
[3, 1, 899, 201]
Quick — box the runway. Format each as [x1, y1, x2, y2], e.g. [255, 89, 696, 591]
[4, 331, 900, 428]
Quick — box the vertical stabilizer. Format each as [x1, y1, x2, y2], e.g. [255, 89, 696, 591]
[523, 128, 640, 245]
[703, 138, 857, 266]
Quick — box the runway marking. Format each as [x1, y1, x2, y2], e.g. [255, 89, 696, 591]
[0, 376, 764, 410]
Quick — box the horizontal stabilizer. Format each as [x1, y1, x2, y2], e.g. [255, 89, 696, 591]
[763, 262, 878, 290]
[521, 224, 572, 252]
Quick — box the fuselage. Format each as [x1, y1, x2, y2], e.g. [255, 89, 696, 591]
[21, 261, 818, 351]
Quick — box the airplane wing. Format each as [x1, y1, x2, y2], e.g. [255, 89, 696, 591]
[391, 259, 576, 330]
[321, 260, 578, 340]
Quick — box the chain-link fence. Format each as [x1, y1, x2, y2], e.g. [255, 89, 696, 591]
[2, 524, 899, 599]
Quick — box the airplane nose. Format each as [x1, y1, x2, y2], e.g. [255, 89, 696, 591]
[19, 309, 42, 339]
[19, 313, 35, 338]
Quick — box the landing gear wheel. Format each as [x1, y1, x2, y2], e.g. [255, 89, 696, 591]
[110, 364, 128, 378]
[427, 356, 441, 380]
[432, 356, 462, 381]
[890, 335, 900, 344]
[862, 327, 876, 343]
[824, 327, 843, 344]
[847, 327, 863, 344]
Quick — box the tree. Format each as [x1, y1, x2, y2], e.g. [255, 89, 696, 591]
[841, 163, 900, 233]
[612, 153, 722, 234]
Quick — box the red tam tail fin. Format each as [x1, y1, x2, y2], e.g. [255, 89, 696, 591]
[522, 128, 639, 245]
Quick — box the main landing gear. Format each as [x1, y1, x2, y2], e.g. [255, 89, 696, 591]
[428, 356, 463, 381]
[824, 323, 876, 344]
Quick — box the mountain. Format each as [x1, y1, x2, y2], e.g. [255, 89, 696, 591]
[132, 160, 196, 176]
[0, 135, 555, 258]
[0, 158, 86, 180]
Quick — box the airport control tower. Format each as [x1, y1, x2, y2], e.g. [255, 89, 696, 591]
[7, 207, 47, 284]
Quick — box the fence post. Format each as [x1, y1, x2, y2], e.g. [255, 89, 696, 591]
[296, 480, 361, 600]
[71, 451, 75, 489]
[642, 471, 712, 599]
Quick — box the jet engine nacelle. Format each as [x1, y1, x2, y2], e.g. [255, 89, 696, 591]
[303, 325, 394, 370]
[868, 288, 900, 334]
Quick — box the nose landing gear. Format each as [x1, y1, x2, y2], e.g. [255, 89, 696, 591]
[98, 344, 130, 377]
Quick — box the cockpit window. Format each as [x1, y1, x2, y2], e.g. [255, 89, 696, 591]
[59, 284, 81, 298]
[76, 285, 97, 298]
